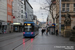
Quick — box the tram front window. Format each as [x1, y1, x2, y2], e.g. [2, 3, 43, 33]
[24, 24, 34, 32]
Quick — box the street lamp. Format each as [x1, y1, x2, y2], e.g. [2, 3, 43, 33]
[59, 0, 61, 35]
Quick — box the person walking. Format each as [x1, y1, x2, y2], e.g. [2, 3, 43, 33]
[41, 28, 45, 35]
[56, 29, 58, 36]
[46, 27, 48, 36]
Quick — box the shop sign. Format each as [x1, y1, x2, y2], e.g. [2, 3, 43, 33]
[2, 22, 7, 25]
[13, 23, 21, 25]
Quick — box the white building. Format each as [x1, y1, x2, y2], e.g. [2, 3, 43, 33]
[0, 0, 14, 33]
[0, 0, 7, 22]
[12, 0, 19, 23]
[12, 0, 25, 32]
[19, 0, 25, 25]
[0, 0, 7, 33]
[13, 0, 25, 25]
[33, 15, 37, 24]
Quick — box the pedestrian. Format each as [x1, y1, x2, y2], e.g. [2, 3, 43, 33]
[46, 27, 48, 36]
[56, 29, 58, 36]
[41, 28, 45, 35]
[48, 27, 50, 34]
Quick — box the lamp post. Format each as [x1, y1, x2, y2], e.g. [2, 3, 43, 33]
[59, 0, 61, 35]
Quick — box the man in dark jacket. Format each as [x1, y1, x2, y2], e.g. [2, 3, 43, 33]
[56, 29, 58, 36]
[41, 28, 45, 35]
[46, 27, 49, 35]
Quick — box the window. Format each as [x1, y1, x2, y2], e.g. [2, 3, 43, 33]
[24, 23, 34, 32]
[62, 0, 70, 2]
[73, 0, 75, 2]
[66, 3, 69, 12]
[62, 4, 65, 12]
[21, 15, 23, 18]
[62, 4, 65, 7]
[74, 4, 75, 12]
[62, 8, 65, 12]
[21, 10, 23, 13]
[67, 4, 69, 7]
[21, 5, 23, 8]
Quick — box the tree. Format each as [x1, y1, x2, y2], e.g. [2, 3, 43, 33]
[45, 0, 59, 23]
[40, 0, 56, 23]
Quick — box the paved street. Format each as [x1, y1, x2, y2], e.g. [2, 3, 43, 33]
[0, 0, 75, 50]
[0, 29, 75, 50]
[0, 32, 30, 50]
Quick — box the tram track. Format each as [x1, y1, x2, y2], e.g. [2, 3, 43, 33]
[0, 35, 22, 42]
[12, 38, 31, 50]
[0, 38, 23, 48]
[0, 33, 35, 50]
[0, 37, 31, 49]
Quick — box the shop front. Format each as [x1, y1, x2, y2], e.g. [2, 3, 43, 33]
[0, 22, 2, 33]
[13, 23, 23, 32]
[0, 22, 7, 34]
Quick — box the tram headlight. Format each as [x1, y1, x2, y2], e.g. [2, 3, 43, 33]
[31, 32, 33, 34]
[25, 24, 26, 25]
[27, 24, 31, 26]
[23, 32, 25, 34]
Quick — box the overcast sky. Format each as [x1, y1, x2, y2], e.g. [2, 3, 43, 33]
[29, 0, 51, 22]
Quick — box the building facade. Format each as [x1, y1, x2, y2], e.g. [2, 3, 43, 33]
[0, 0, 7, 22]
[0, 0, 13, 34]
[13, 0, 25, 25]
[56, 0, 75, 30]
[20, 0, 26, 25]
[7, 0, 13, 23]
[33, 15, 37, 24]
[12, 0, 18, 23]
[24, 0, 33, 21]
[12, 0, 26, 32]
[0, 0, 7, 33]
